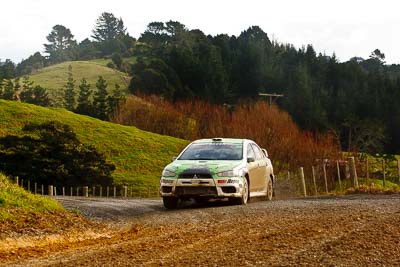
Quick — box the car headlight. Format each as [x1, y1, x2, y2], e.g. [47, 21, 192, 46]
[162, 169, 176, 177]
[217, 170, 236, 177]
[161, 178, 175, 184]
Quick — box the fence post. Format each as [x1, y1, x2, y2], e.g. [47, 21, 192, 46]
[83, 186, 89, 197]
[76, 187, 80, 196]
[312, 166, 318, 196]
[124, 186, 127, 198]
[54, 186, 57, 197]
[28, 180, 31, 192]
[48, 185, 53, 196]
[107, 186, 110, 197]
[93, 186, 96, 197]
[382, 159, 386, 188]
[366, 158, 370, 184]
[348, 157, 358, 188]
[62, 187, 65, 197]
[397, 159, 400, 185]
[15, 176, 19, 185]
[336, 161, 342, 191]
[41, 185, 44, 195]
[21, 179, 24, 189]
[34, 183, 37, 194]
[70, 187, 73, 197]
[323, 161, 328, 194]
[100, 186, 103, 197]
[113, 186, 116, 198]
[300, 167, 307, 197]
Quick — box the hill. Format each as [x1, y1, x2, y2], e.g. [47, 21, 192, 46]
[0, 100, 188, 191]
[28, 61, 130, 104]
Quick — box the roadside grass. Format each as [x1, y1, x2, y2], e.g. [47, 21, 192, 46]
[28, 61, 130, 105]
[0, 173, 62, 222]
[331, 177, 400, 195]
[0, 100, 188, 192]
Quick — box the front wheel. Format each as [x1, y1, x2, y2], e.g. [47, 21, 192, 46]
[230, 177, 249, 205]
[163, 196, 178, 209]
[266, 176, 273, 201]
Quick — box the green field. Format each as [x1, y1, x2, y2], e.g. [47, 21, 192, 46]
[0, 100, 188, 191]
[89, 56, 137, 66]
[28, 61, 130, 105]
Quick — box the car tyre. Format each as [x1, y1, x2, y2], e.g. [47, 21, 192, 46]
[266, 176, 273, 201]
[163, 196, 178, 209]
[230, 177, 249, 205]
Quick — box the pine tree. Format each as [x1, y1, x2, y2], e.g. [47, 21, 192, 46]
[93, 76, 108, 120]
[76, 78, 93, 115]
[64, 65, 75, 110]
[107, 83, 123, 116]
[20, 77, 34, 103]
[2, 80, 14, 100]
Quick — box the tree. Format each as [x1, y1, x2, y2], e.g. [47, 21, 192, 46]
[64, 65, 76, 110]
[0, 121, 115, 186]
[44, 25, 76, 63]
[107, 83, 124, 116]
[76, 78, 93, 115]
[93, 76, 108, 120]
[2, 80, 14, 100]
[111, 52, 123, 69]
[92, 12, 126, 42]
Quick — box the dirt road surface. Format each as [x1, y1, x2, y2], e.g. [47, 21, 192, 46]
[2, 195, 400, 266]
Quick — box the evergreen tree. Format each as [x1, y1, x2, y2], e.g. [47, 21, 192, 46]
[64, 65, 76, 110]
[31, 86, 50, 106]
[92, 12, 126, 42]
[93, 76, 108, 120]
[2, 80, 14, 100]
[107, 83, 124, 116]
[76, 78, 93, 115]
[44, 25, 76, 63]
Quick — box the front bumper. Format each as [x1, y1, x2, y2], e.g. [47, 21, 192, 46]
[160, 177, 244, 198]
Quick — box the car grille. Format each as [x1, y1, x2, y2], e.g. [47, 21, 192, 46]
[175, 186, 217, 196]
[161, 186, 172, 193]
[178, 168, 213, 179]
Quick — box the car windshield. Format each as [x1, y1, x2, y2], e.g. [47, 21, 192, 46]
[178, 143, 243, 160]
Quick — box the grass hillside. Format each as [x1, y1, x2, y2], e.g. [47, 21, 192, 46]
[89, 56, 137, 66]
[0, 100, 188, 190]
[29, 61, 130, 104]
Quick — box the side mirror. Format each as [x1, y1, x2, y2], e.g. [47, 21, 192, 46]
[262, 149, 269, 158]
[247, 157, 255, 163]
[172, 156, 177, 161]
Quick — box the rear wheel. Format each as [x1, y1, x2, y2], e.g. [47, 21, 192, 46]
[163, 196, 178, 209]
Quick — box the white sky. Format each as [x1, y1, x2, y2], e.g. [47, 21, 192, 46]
[1, 0, 399, 64]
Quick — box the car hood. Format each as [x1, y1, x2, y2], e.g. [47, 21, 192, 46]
[165, 160, 243, 176]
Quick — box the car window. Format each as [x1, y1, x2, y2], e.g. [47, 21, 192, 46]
[179, 143, 243, 160]
[246, 144, 255, 159]
[251, 144, 264, 160]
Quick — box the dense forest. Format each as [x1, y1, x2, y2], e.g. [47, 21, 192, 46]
[1, 12, 400, 154]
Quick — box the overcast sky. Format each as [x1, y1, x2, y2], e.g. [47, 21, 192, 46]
[1, 0, 399, 64]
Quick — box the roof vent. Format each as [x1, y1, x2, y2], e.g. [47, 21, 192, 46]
[212, 138, 222, 142]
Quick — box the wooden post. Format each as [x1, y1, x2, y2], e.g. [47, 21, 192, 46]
[48, 185, 53, 196]
[41, 185, 44, 195]
[83, 186, 89, 197]
[21, 179, 24, 189]
[382, 159, 386, 188]
[148, 186, 151, 198]
[34, 183, 37, 194]
[28, 180, 31, 192]
[70, 187, 73, 197]
[287, 171, 291, 181]
[348, 157, 358, 188]
[397, 159, 400, 185]
[76, 187, 80, 196]
[300, 167, 307, 197]
[124, 186, 128, 198]
[366, 158, 370, 184]
[323, 161, 328, 194]
[92, 186, 96, 197]
[336, 161, 342, 191]
[100, 186, 103, 197]
[113, 186, 116, 198]
[62, 187, 65, 197]
[15, 176, 19, 185]
[312, 166, 318, 196]
[54, 187, 57, 197]
[107, 186, 110, 197]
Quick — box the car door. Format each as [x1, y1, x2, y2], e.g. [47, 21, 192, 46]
[246, 144, 258, 192]
[251, 144, 267, 191]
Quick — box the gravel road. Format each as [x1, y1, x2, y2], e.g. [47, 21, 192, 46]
[3, 195, 400, 266]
